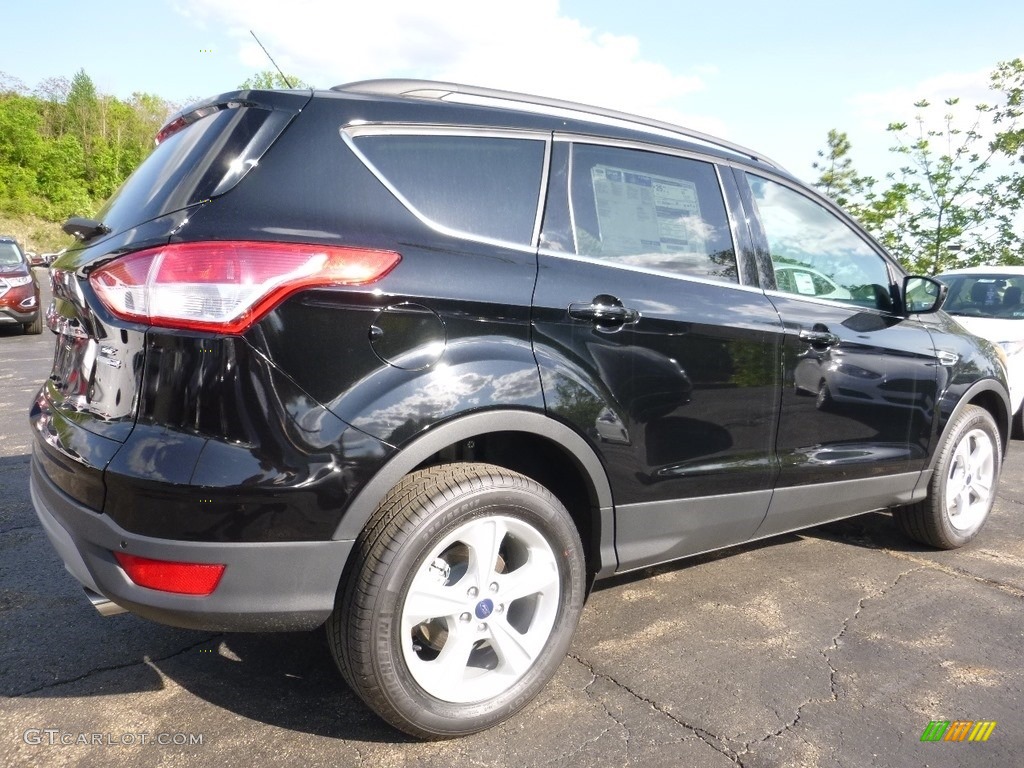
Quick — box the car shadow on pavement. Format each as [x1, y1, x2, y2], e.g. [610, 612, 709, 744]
[14, 618, 412, 742]
[1, 452, 404, 742]
[148, 628, 412, 743]
[809, 510, 941, 552]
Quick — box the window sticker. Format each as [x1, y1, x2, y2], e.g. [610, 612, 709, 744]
[590, 165, 707, 258]
[793, 271, 816, 295]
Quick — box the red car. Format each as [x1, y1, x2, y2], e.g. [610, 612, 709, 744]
[0, 236, 42, 334]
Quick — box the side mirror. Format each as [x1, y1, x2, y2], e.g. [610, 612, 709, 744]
[903, 275, 947, 315]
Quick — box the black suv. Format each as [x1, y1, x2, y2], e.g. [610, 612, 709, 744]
[30, 80, 1010, 738]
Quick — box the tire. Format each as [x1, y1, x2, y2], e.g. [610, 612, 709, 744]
[24, 312, 42, 335]
[327, 463, 586, 738]
[894, 405, 1001, 549]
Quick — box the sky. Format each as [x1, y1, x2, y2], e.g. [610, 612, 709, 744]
[2, 0, 1022, 182]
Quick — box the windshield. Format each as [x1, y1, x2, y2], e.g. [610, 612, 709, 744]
[0, 242, 25, 268]
[938, 273, 1024, 318]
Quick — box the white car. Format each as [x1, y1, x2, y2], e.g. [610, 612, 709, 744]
[937, 266, 1024, 436]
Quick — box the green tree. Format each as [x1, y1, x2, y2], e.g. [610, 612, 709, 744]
[0, 94, 45, 214]
[0, 69, 170, 223]
[33, 76, 71, 138]
[66, 69, 101, 189]
[37, 134, 90, 219]
[991, 58, 1024, 161]
[813, 129, 863, 210]
[883, 97, 1020, 274]
[813, 60, 1024, 274]
[238, 70, 312, 89]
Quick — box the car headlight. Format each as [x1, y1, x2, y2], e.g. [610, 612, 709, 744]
[5, 275, 32, 287]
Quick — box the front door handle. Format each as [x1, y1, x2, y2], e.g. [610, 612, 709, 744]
[568, 294, 640, 329]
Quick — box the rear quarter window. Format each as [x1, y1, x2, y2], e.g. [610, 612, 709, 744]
[97, 101, 299, 236]
[349, 132, 546, 246]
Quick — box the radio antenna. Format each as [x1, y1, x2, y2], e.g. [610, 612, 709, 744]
[249, 30, 295, 89]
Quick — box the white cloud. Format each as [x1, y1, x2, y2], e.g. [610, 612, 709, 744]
[850, 68, 995, 125]
[175, 0, 720, 133]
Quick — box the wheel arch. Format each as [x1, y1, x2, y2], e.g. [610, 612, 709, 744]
[933, 379, 1011, 469]
[332, 409, 617, 578]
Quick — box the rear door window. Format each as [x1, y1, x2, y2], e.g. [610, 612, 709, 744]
[567, 143, 738, 283]
[350, 132, 546, 246]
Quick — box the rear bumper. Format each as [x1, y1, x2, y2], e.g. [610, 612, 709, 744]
[29, 451, 352, 632]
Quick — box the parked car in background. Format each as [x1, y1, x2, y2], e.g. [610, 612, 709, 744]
[937, 267, 1024, 437]
[0, 236, 42, 334]
[40, 248, 67, 266]
[29, 80, 1012, 739]
[774, 263, 852, 301]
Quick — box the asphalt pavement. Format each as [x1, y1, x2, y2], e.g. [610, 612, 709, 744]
[1, 273, 1021, 767]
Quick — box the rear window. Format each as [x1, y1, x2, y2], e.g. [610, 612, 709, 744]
[350, 133, 546, 246]
[96, 98, 303, 236]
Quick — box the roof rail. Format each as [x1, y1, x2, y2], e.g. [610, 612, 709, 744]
[332, 79, 783, 170]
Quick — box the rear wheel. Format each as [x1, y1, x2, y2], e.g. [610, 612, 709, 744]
[327, 463, 586, 738]
[894, 405, 1001, 549]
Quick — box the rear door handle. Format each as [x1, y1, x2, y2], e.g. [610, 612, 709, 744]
[798, 328, 840, 348]
[568, 294, 640, 328]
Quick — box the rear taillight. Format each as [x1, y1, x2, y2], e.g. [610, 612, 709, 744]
[88, 241, 400, 333]
[114, 552, 225, 596]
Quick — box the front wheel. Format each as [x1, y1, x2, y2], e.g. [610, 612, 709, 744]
[327, 463, 586, 738]
[24, 312, 42, 335]
[894, 405, 1001, 549]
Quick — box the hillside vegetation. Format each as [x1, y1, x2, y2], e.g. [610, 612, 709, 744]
[0, 69, 174, 252]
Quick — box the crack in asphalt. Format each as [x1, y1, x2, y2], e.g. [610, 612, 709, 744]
[733, 566, 919, 761]
[566, 564, 925, 766]
[818, 523, 1024, 599]
[536, 716, 616, 768]
[568, 652, 744, 766]
[9, 634, 223, 698]
[573, 666, 633, 763]
[0, 524, 39, 536]
[879, 549, 1024, 599]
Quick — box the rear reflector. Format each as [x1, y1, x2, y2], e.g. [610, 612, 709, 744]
[115, 552, 226, 596]
[89, 241, 401, 334]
